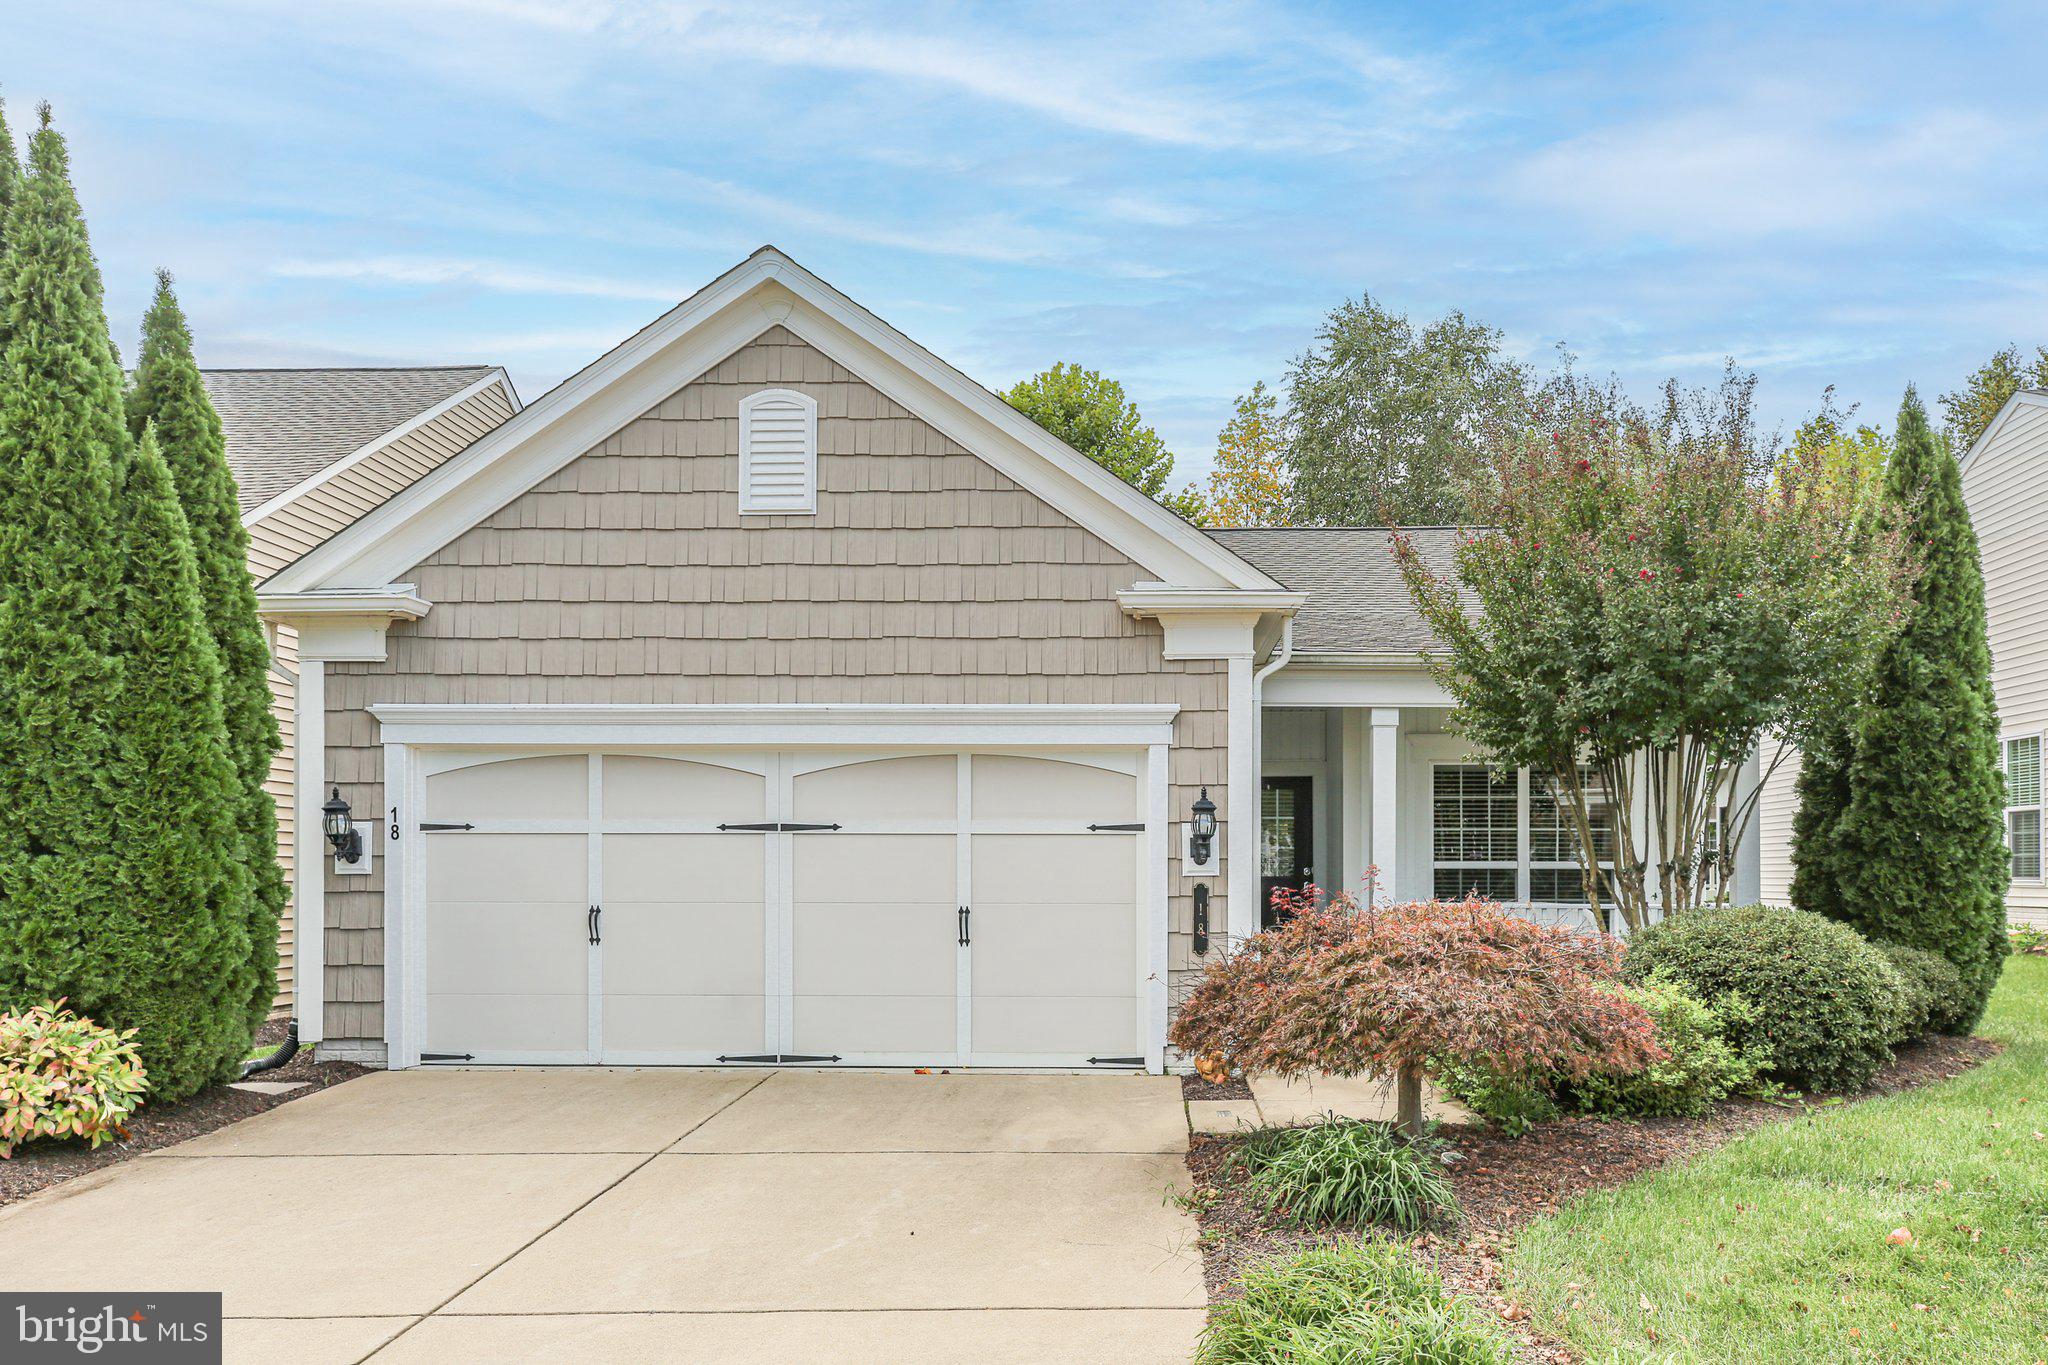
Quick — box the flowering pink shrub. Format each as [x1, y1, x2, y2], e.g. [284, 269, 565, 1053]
[1171, 890, 1661, 1134]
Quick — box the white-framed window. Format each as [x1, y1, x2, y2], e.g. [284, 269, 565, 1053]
[2003, 734, 2042, 882]
[1431, 762, 1616, 906]
[1431, 764, 1519, 900]
[738, 388, 818, 514]
[1530, 765, 1617, 905]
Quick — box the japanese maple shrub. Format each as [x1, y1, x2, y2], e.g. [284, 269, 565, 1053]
[1170, 893, 1662, 1137]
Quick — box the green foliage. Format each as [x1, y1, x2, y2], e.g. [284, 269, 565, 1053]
[1559, 976, 1770, 1118]
[1623, 904, 1905, 1092]
[1830, 391, 2010, 1031]
[1788, 734, 1855, 926]
[0, 95, 21, 322]
[0, 111, 131, 1033]
[1394, 365, 1911, 928]
[1228, 1120, 1457, 1231]
[127, 271, 283, 1029]
[0, 1001, 148, 1157]
[1506, 957, 2048, 1364]
[1875, 940, 1972, 1039]
[1003, 361, 1204, 519]
[1939, 344, 2048, 452]
[1199, 1240, 1515, 1365]
[1283, 293, 1527, 525]
[1426, 1059, 1557, 1136]
[0, 113, 259, 1102]
[2010, 925, 2047, 956]
[98, 427, 256, 1100]
[1207, 381, 1291, 527]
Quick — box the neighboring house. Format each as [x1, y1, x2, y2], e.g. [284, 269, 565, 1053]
[1756, 388, 2048, 929]
[214, 367, 522, 1013]
[253, 249, 1754, 1073]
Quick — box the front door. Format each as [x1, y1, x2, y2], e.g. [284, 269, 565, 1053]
[1260, 775, 1314, 928]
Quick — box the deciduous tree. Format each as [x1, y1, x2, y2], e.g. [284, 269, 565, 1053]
[1394, 366, 1911, 930]
[1939, 345, 2048, 453]
[1170, 893, 1661, 1137]
[1206, 381, 1290, 526]
[1284, 295, 1526, 525]
[1004, 362, 1207, 521]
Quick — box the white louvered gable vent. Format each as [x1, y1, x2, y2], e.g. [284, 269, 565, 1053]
[739, 388, 818, 514]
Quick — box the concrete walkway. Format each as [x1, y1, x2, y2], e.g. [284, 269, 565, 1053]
[0, 1069, 1205, 1363]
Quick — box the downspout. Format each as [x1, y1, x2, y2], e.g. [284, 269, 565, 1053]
[240, 1019, 300, 1078]
[1249, 617, 1295, 855]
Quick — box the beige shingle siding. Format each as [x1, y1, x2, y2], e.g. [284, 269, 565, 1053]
[249, 381, 518, 1017]
[1966, 398, 2048, 928]
[319, 327, 1232, 1042]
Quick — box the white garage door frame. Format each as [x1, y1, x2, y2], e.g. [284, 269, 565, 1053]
[369, 704, 1178, 1073]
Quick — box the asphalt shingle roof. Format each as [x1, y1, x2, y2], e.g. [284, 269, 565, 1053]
[203, 367, 497, 513]
[1205, 525, 1464, 654]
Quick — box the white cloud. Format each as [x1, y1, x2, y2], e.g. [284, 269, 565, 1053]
[269, 256, 696, 302]
[1506, 99, 2008, 240]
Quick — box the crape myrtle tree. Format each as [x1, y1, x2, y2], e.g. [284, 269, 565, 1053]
[128, 271, 284, 1031]
[1170, 892, 1661, 1138]
[1828, 391, 2009, 1029]
[1394, 365, 1911, 932]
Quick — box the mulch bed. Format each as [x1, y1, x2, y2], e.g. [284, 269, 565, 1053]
[0, 1025, 369, 1209]
[1183, 1033, 2001, 1362]
[1183, 1071, 1254, 1101]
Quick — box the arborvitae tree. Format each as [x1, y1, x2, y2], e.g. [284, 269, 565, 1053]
[101, 426, 255, 1098]
[128, 271, 283, 1030]
[1788, 735, 1854, 923]
[1831, 390, 2010, 1028]
[0, 111, 131, 1025]
[0, 97, 23, 353]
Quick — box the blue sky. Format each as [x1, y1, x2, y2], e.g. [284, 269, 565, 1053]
[10, 2, 2047, 493]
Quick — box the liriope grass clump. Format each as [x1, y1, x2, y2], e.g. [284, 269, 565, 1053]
[1227, 1119, 1457, 1231]
[1199, 1240, 1514, 1364]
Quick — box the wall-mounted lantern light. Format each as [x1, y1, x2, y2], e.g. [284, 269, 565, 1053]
[323, 787, 364, 865]
[1189, 787, 1218, 867]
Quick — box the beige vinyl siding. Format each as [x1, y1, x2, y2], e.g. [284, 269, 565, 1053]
[318, 327, 1231, 1044]
[263, 625, 298, 1014]
[1965, 398, 2048, 927]
[244, 382, 516, 1015]
[1756, 743, 1800, 907]
[245, 382, 517, 580]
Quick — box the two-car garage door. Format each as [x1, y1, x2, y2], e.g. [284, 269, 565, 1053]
[418, 749, 1148, 1068]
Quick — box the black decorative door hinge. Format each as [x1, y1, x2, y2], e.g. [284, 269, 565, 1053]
[420, 1052, 476, 1062]
[1087, 1056, 1144, 1067]
[716, 1053, 844, 1064]
[1087, 822, 1146, 832]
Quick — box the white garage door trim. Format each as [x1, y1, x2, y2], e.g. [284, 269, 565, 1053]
[373, 704, 1176, 1072]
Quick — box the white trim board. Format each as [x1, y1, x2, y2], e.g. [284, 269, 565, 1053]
[368, 702, 1180, 750]
[260, 248, 1278, 596]
[241, 370, 520, 528]
[1960, 388, 2048, 474]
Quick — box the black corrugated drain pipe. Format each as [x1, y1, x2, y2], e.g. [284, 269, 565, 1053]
[240, 1018, 300, 1078]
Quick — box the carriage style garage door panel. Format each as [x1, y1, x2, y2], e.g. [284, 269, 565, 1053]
[418, 748, 1147, 1067]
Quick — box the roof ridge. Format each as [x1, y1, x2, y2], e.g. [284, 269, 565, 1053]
[202, 364, 497, 375]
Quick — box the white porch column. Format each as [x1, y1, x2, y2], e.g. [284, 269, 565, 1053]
[1369, 707, 1400, 903]
[1227, 653, 1261, 942]
[292, 661, 326, 1045]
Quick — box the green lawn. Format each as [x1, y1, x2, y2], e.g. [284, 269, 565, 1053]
[1507, 954, 2046, 1363]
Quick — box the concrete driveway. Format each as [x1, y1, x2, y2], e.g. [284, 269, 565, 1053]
[0, 1069, 1205, 1363]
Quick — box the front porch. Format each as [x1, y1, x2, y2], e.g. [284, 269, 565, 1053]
[1253, 672, 1761, 934]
